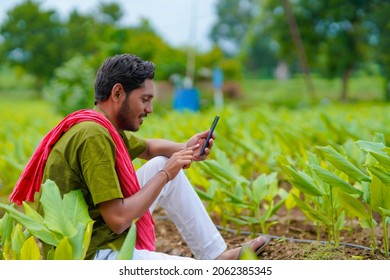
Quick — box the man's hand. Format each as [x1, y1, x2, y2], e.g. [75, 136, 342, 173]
[163, 144, 199, 179]
[186, 130, 215, 161]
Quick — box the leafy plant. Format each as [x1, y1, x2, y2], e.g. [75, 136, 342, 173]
[0, 180, 94, 259]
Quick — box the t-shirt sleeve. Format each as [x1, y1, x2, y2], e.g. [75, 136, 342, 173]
[78, 134, 124, 205]
[123, 132, 147, 159]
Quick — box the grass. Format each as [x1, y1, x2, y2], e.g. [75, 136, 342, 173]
[238, 75, 385, 109]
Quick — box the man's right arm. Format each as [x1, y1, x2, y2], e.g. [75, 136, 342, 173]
[98, 146, 196, 234]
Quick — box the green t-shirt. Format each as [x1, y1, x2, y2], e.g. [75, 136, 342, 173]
[41, 112, 147, 259]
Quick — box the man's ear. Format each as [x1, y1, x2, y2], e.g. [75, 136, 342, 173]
[111, 83, 123, 102]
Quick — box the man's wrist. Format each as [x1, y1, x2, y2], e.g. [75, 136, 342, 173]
[159, 169, 171, 183]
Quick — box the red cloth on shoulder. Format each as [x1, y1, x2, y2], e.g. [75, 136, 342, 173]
[9, 109, 155, 251]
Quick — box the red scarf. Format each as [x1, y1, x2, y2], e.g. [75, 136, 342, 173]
[9, 109, 155, 251]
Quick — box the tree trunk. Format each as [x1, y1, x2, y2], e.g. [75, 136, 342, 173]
[340, 64, 354, 101]
[384, 78, 390, 102]
[384, 69, 390, 102]
[283, 0, 315, 101]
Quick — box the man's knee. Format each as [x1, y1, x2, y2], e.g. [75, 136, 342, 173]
[149, 156, 168, 169]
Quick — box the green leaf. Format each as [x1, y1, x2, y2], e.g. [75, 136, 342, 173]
[225, 215, 251, 226]
[54, 237, 73, 260]
[292, 194, 331, 225]
[355, 140, 386, 155]
[367, 166, 390, 185]
[270, 197, 287, 217]
[336, 211, 346, 231]
[251, 174, 268, 203]
[379, 207, 390, 218]
[199, 160, 248, 186]
[117, 221, 137, 260]
[0, 203, 59, 246]
[284, 166, 325, 196]
[240, 215, 259, 224]
[20, 236, 41, 260]
[222, 189, 251, 206]
[11, 223, 25, 255]
[337, 190, 370, 220]
[311, 165, 363, 196]
[81, 221, 94, 259]
[317, 145, 371, 182]
[194, 187, 214, 201]
[0, 213, 13, 248]
[40, 180, 75, 237]
[370, 176, 390, 211]
[357, 141, 390, 171]
[62, 189, 93, 227]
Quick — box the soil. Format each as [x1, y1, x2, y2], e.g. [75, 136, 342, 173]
[153, 208, 390, 260]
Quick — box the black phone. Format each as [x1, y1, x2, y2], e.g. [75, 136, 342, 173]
[199, 115, 220, 156]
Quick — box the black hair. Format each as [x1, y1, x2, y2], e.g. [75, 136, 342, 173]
[94, 54, 155, 104]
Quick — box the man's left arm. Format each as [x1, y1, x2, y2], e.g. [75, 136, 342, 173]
[139, 130, 214, 161]
[139, 139, 186, 160]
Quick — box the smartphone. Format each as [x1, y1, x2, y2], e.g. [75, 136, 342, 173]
[199, 115, 220, 156]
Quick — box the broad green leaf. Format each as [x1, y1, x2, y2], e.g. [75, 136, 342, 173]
[367, 166, 390, 185]
[194, 187, 214, 201]
[23, 202, 45, 224]
[292, 194, 330, 225]
[336, 211, 346, 231]
[238, 248, 259, 260]
[225, 215, 251, 226]
[270, 197, 287, 217]
[251, 174, 268, 203]
[81, 221, 94, 259]
[69, 223, 87, 260]
[317, 145, 370, 182]
[284, 166, 325, 196]
[370, 153, 390, 172]
[20, 236, 40, 260]
[62, 189, 92, 229]
[355, 140, 386, 155]
[370, 176, 390, 211]
[199, 160, 248, 186]
[0, 212, 13, 248]
[379, 207, 390, 218]
[311, 165, 363, 196]
[2, 239, 13, 260]
[117, 221, 137, 260]
[373, 133, 386, 144]
[54, 237, 73, 260]
[356, 140, 390, 170]
[40, 180, 75, 237]
[285, 188, 299, 210]
[337, 190, 370, 220]
[222, 189, 251, 206]
[240, 215, 259, 224]
[0, 203, 59, 246]
[359, 218, 377, 229]
[11, 223, 25, 255]
[187, 166, 209, 187]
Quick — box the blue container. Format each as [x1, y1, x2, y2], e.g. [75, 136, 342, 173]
[173, 88, 200, 111]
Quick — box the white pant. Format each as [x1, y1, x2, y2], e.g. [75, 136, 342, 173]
[94, 156, 227, 260]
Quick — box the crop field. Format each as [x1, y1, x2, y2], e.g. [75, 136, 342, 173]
[1, 76, 390, 260]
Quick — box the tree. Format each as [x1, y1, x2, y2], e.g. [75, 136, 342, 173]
[210, 0, 279, 77]
[264, 0, 380, 100]
[211, 0, 258, 57]
[369, 1, 390, 101]
[0, 0, 66, 91]
[62, 11, 101, 60]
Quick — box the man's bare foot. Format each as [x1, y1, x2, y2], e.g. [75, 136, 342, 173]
[215, 236, 270, 260]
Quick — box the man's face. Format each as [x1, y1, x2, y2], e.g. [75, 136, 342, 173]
[117, 79, 154, 131]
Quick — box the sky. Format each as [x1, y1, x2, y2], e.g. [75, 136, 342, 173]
[0, 0, 218, 50]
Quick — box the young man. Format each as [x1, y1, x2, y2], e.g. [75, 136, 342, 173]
[10, 54, 269, 260]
